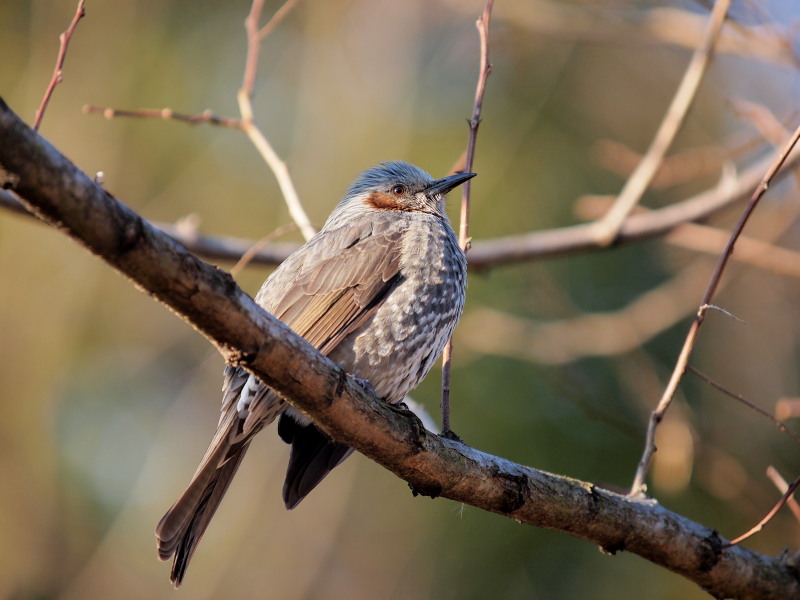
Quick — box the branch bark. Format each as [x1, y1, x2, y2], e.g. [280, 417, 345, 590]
[1, 98, 798, 599]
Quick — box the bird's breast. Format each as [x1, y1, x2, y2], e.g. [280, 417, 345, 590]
[329, 216, 466, 403]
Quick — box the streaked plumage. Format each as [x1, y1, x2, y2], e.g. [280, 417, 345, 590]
[155, 161, 474, 585]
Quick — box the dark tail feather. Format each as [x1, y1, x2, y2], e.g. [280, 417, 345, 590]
[155, 442, 250, 587]
[278, 414, 354, 509]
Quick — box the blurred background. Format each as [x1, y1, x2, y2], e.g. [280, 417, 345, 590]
[2, 0, 800, 598]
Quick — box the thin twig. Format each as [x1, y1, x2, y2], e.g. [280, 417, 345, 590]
[687, 366, 800, 444]
[591, 0, 730, 246]
[440, 0, 493, 437]
[81, 105, 242, 128]
[726, 475, 800, 546]
[238, 0, 315, 241]
[766, 466, 800, 524]
[629, 122, 800, 497]
[458, 0, 493, 250]
[230, 222, 298, 276]
[33, 0, 86, 131]
[241, 0, 266, 102]
[257, 0, 302, 41]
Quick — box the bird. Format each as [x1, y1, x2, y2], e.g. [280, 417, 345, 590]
[154, 161, 475, 586]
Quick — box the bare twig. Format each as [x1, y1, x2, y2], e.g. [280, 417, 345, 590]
[33, 0, 86, 131]
[229, 222, 297, 276]
[629, 122, 800, 497]
[240, 0, 304, 98]
[591, 0, 730, 246]
[257, 0, 303, 41]
[687, 366, 800, 444]
[440, 0, 493, 437]
[727, 475, 800, 546]
[458, 1, 492, 249]
[82, 0, 314, 242]
[577, 194, 800, 279]
[238, 0, 315, 241]
[81, 105, 242, 128]
[766, 466, 800, 524]
[242, 0, 267, 100]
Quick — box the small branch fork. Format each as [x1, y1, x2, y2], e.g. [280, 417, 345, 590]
[33, 0, 86, 131]
[83, 0, 316, 242]
[440, 0, 493, 438]
[687, 367, 800, 546]
[629, 122, 800, 497]
[238, 0, 315, 242]
[590, 0, 731, 246]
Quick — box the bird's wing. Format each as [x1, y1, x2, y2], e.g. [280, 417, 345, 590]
[272, 220, 404, 353]
[263, 219, 407, 508]
[238, 219, 404, 435]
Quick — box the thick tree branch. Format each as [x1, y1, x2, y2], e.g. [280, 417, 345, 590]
[1, 99, 798, 599]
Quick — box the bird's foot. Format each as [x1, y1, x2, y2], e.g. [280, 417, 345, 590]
[440, 427, 462, 443]
[351, 375, 378, 398]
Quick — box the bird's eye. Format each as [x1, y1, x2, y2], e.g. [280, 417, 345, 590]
[391, 185, 406, 196]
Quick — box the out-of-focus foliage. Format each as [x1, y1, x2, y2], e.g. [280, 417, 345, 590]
[2, 0, 800, 598]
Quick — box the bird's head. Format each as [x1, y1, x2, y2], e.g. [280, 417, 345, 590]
[332, 161, 476, 222]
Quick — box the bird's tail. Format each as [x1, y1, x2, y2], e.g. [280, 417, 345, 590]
[155, 411, 250, 587]
[278, 413, 355, 509]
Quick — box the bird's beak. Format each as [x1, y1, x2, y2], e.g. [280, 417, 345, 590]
[426, 171, 477, 197]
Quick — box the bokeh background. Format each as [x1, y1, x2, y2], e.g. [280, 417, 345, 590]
[3, 0, 800, 598]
